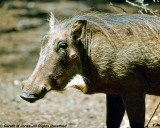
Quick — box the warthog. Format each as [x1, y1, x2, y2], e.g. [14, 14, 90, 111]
[20, 12, 160, 128]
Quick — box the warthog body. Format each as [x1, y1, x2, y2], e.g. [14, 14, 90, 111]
[21, 12, 160, 128]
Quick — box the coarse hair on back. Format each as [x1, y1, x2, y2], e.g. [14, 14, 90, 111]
[50, 11, 160, 47]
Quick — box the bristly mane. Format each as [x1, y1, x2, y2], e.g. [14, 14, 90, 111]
[52, 12, 160, 47]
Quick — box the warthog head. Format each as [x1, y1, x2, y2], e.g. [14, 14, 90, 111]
[20, 14, 88, 103]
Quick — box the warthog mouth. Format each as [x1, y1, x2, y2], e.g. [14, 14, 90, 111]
[20, 87, 48, 103]
[20, 74, 88, 103]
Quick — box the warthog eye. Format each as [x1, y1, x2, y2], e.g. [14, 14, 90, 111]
[58, 41, 68, 50]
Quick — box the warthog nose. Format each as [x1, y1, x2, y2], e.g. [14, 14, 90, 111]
[20, 92, 37, 103]
[20, 87, 47, 103]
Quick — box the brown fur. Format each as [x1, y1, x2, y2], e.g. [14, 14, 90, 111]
[21, 12, 160, 128]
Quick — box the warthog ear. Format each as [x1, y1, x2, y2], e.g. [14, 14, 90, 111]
[71, 20, 87, 40]
[49, 12, 55, 32]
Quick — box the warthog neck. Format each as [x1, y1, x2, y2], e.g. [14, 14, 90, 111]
[79, 29, 93, 76]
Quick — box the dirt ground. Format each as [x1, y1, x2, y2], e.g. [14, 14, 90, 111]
[0, 1, 160, 128]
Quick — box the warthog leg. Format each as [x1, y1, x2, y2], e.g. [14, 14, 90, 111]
[106, 95, 125, 128]
[122, 90, 145, 128]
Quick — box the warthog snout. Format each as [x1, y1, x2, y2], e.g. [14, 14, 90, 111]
[20, 81, 48, 103]
[20, 92, 37, 103]
[20, 88, 47, 103]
